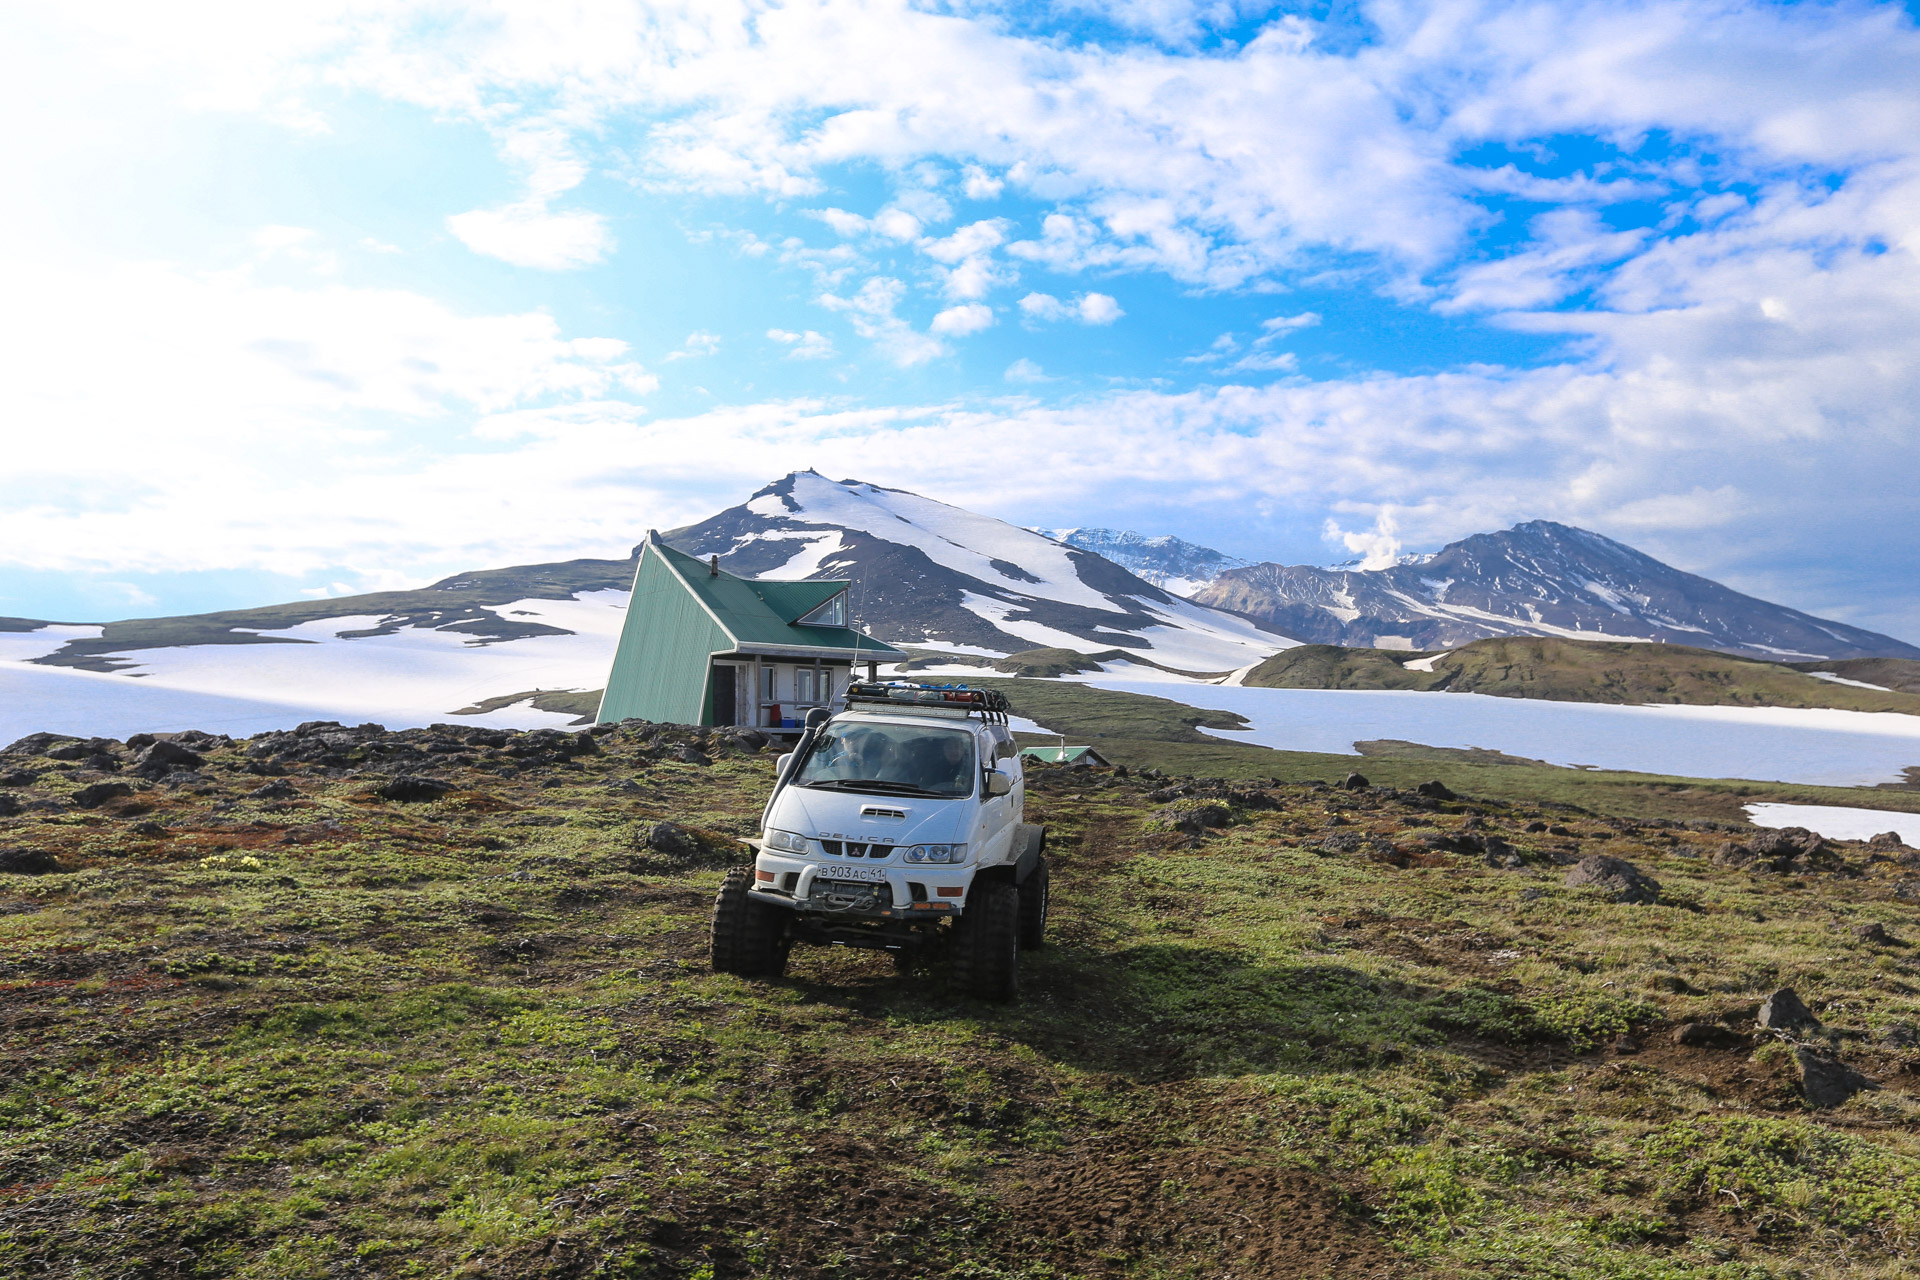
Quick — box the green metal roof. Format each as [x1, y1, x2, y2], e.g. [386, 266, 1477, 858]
[1018, 745, 1111, 765]
[650, 536, 904, 657]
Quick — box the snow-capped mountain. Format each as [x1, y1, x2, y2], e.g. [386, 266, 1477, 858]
[1028, 528, 1249, 597]
[661, 472, 1290, 671]
[1193, 521, 1920, 661]
[0, 474, 1293, 743]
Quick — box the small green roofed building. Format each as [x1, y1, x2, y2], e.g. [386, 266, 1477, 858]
[597, 532, 906, 730]
[1018, 745, 1112, 768]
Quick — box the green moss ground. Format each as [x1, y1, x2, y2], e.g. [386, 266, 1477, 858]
[3, 716, 1920, 1277]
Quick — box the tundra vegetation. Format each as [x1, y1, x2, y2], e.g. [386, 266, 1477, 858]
[1, 682, 1919, 1278]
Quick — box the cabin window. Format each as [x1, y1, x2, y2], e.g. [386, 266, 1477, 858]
[796, 668, 817, 704]
[798, 592, 847, 628]
[760, 666, 776, 702]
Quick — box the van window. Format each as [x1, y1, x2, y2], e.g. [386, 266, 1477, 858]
[794, 722, 977, 798]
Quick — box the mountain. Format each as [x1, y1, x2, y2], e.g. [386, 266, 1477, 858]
[1027, 528, 1248, 597]
[660, 472, 1289, 672]
[0, 473, 1292, 743]
[1192, 521, 1920, 661]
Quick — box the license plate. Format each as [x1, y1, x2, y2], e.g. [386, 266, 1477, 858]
[815, 863, 887, 882]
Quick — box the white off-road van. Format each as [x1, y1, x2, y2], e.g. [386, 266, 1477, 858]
[711, 682, 1049, 1000]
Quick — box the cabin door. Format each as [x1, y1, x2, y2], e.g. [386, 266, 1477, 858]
[710, 664, 739, 726]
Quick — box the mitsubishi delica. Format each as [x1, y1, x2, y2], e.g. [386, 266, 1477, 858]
[710, 681, 1049, 1001]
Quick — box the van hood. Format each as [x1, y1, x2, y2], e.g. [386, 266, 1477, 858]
[768, 785, 971, 846]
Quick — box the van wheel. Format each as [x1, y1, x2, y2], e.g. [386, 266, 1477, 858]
[949, 881, 1020, 1001]
[1018, 857, 1050, 950]
[712, 866, 787, 976]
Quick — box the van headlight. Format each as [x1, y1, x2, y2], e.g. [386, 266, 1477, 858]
[902, 843, 965, 864]
[765, 829, 809, 852]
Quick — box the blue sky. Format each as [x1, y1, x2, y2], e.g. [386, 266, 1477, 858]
[2, 0, 1918, 640]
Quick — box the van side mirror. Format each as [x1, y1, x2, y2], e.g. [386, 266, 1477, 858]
[776, 753, 794, 775]
[984, 770, 1013, 798]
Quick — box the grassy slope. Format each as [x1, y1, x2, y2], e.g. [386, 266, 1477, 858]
[1244, 638, 1920, 716]
[5, 723, 1920, 1277]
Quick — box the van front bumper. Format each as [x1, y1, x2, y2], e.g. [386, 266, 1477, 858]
[751, 852, 972, 916]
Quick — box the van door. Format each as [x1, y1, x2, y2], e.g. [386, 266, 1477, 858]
[976, 729, 1017, 864]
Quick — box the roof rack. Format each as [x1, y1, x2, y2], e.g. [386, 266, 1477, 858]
[844, 680, 1010, 724]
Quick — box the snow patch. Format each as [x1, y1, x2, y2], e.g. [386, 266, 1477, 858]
[1746, 803, 1920, 846]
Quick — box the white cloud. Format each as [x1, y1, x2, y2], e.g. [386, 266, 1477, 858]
[768, 328, 835, 359]
[1019, 290, 1123, 325]
[1258, 312, 1320, 339]
[1077, 292, 1123, 325]
[962, 165, 1004, 200]
[665, 330, 722, 361]
[447, 203, 612, 271]
[930, 303, 994, 336]
[1323, 512, 1403, 570]
[1225, 350, 1299, 374]
[1004, 358, 1051, 383]
[818, 277, 947, 366]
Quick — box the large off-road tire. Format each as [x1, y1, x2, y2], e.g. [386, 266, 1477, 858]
[711, 866, 788, 977]
[949, 880, 1020, 1001]
[1017, 857, 1050, 951]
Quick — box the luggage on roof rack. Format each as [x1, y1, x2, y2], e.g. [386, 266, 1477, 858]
[844, 680, 1011, 722]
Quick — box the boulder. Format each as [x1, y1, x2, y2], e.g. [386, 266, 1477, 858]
[0, 793, 20, 818]
[1154, 801, 1231, 835]
[135, 740, 204, 778]
[3, 732, 78, 756]
[1712, 841, 1756, 869]
[1523, 820, 1548, 833]
[71, 781, 134, 809]
[1341, 773, 1370, 791]
[1563, 855, 1660, 904]
[247, 779, 300, 800]
[377, 776, 454, 803]
[672, 746, 710, 766]
[1757, 987, 1821, 1033]
[1415, 780, 1456, 801]
[1795, 1048, 1878, 1109]
[0, 768, 37, 787]
[641, 821, 701, 859]
[1879, 1022, 1920, 1048]
[0, 847, 61, 874]
[1869, 831, 1908, 849]
[1852, 922, 1893, 945]
[1672, 1022, 1747, 1050]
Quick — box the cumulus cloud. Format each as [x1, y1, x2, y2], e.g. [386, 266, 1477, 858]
[818, 277, 947, 366]
[665, 330, 722, 361]
[1018, 291, 1124, 325]
[447, 203, 612, 271]
[768, 328, 836, 359]
[930, 303, 994, 336]
[1004, 358, 1051, 383]
[6, 1, 1920, 635]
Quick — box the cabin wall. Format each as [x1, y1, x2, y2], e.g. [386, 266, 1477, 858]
[596, 550, 734, 726]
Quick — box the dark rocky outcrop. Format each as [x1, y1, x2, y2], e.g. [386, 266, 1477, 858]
[376, 776, 454, 803]
[1795, 1049, 1878, 1108]
[71, 781, 134, 809]
[1563, 855, 1660, 904]
[1757, 988, 1821, 1033]
[0, 847, 62, 874]
[1672, 1022, 1747, 1050]
[1415, 780, 1456, 801]
[135, 740, 204, 778]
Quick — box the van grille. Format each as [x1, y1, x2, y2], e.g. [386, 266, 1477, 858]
[818, 840, 892, 859]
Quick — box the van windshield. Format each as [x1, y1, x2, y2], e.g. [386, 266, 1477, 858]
[794, 721, 977, 798]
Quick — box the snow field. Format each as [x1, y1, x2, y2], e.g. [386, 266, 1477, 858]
[1746, 804, 1920, 845]
[1077, 678, 1920, 788]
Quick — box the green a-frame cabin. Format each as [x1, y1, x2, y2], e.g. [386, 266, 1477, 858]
[596, 532, 906, 730]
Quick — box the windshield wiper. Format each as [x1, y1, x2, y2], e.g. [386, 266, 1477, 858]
[800, 778, 949, 798]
